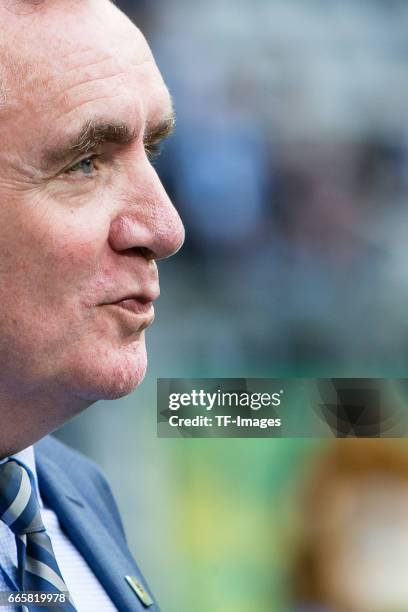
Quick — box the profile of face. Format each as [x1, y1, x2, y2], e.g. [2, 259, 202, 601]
[0, 0, 184, 407]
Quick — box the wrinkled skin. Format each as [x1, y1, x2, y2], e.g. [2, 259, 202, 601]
[0, 0, 184, 455]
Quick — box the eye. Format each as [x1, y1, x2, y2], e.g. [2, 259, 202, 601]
[67, 156, 97, 176]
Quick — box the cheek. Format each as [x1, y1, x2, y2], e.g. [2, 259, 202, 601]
[0, 197, 108, 298]
[0, 201, 109, 376]
[0, 194, 113, 368]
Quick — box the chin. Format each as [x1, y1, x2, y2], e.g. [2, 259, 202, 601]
[64, 337, 148, 402]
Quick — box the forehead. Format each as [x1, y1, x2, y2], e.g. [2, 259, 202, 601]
[0, 0, 170, 134]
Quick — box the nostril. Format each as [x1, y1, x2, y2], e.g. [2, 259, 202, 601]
[132, 246, 156, 261]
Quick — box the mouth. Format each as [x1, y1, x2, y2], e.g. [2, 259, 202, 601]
[112, 298, 154, 316]
[107, 299, 156, 332]
[102, 288, 159, 332]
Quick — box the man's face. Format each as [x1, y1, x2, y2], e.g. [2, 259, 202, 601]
[0, 0, 184, 405]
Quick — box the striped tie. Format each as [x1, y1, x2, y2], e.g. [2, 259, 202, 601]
[0, 459, 77, 611]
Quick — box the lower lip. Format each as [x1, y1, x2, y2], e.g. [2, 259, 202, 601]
[113, 299, 154, 315]
[109, 300, 155, 330]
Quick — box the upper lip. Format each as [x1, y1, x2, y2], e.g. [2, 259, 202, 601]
[99, 262, 160, 306]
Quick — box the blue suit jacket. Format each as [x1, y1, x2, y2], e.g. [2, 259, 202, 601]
[34, 435, 160, 611]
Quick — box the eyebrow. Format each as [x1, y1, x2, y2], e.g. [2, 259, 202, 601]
[144, 112, 176, 155]
[41, 111, 176, 170]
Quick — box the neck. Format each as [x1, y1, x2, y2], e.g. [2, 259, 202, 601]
[0, 384, 91, 458]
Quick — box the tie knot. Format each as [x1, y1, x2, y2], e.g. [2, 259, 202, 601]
[0, 460, 44, 535]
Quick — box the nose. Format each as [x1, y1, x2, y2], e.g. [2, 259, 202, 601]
[108, 169, 185, 260]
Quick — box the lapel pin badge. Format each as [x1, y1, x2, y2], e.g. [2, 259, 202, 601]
[125, 575, 154, 607]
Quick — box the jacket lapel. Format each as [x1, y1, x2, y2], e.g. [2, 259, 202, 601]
[35, 447, 157, 612]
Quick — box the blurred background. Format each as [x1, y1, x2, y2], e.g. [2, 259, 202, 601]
[58, 1, 408, 610]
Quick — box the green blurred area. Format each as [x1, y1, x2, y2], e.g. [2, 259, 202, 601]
[58, 386, 320, 612]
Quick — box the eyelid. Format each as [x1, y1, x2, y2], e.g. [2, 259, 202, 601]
[58, 135, 164, 176]
[62, 153, 98, 174]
